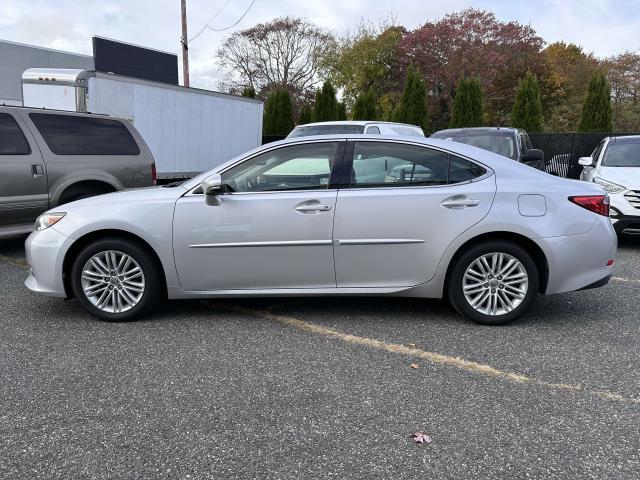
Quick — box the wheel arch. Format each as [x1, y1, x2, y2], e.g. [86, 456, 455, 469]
[51, 174, 122, 206]
[62, 229, 167, 299]
[443, 231, 549, 295]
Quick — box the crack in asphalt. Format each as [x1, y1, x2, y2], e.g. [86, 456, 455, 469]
[207, 302, 640, 406]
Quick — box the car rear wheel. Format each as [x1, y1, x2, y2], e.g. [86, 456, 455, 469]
[447, 241, 539, 326]
[70, 238, 161, 321]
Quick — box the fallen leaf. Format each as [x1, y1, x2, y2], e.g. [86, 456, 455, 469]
[410, 363, 419, 369]
[407, 343, 416, 348]
[411, 432, 432, 445]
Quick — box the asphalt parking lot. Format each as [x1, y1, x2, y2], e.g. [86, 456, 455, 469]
[1, 235, 639, 479]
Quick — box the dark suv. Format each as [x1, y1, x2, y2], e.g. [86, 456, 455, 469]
[0, 106, 155, 238]
[431, 127, 544, 169]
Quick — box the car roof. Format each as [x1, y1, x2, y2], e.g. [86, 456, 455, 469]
[432, 127, 520, 135]
[609, 135, 640, 143]
[293, 120, 422, 128]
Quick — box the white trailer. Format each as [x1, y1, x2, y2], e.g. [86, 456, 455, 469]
[21, 68, 263, 179]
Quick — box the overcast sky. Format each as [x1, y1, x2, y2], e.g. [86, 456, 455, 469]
[2, 0, 639, 90]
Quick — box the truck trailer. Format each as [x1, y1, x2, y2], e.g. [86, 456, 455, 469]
[21, 68, 263, 179]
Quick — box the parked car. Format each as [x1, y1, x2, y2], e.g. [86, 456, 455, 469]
[579, 135, 640, 236]
[288, 121, 424, 138]
[431, 127, 545, 169]
[0, 105, 155, 238]
[25, 136, 616, 326]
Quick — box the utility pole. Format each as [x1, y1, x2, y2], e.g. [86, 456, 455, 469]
[180, 0, 190, 87]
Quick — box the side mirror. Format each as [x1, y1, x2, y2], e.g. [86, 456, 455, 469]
[578, 157, 594, 167]
[202, 174, 223, 206]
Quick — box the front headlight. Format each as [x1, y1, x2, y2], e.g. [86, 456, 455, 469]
[593, 177, 626, 194]
[35, 212, 66, 231]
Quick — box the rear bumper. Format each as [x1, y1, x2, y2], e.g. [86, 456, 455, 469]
[541, 216, 617, 294]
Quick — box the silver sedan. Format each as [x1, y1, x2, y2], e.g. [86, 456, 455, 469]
[25, 135, 617, 325]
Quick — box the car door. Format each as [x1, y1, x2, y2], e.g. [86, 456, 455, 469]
[0, 111, 48, 229]
[173, 140, 344, 291]
[333, 140, 496, 288]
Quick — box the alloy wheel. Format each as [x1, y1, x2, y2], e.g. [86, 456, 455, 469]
[462, 252, 529, 316]
[80, 250, 146, 313]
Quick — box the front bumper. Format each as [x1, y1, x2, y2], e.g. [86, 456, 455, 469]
[609, 212, 640, 236]
[24, 226, 71, 298]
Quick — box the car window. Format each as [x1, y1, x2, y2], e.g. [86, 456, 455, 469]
[591, 141, 605, 164]
[0, 113, 31, 155]
[431, 130, 517, 160]
[350, 141, 486, 187]
[602, 140, 640, 167]
[221, 142, 340, 192]
[518, 133, 527, 155]
[29, 113, 140, 155]
[365, 126, 381, 134]
[288, 124, 364, 138]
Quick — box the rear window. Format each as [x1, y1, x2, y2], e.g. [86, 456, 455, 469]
[29, 113, 140, 155]
[0, 113, 31, 155]
[288, 124, 365, 138]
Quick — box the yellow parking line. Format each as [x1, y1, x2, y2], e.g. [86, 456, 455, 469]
[612, 276, 640, 284]
[210, 302, 640, 405]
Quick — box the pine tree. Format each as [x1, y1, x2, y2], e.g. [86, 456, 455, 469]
[337, 101, 347, 121]
[263, 89, 294, 135]
[578, 73, 613, 132]
[450, 76, 484, 128]
[352, 89, 377, 120]
[511, 71, 544, 132]
[313, 81, 339, 122]
[394, 64, 428, 130]
[298, 103, 313, 125]
[241, 86, 256, 98]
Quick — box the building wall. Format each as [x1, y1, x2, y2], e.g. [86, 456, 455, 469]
[0, 39, 94, 105]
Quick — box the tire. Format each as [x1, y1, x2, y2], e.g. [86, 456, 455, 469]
[447, 240, 539, 326]
[70, 238, 161, 322]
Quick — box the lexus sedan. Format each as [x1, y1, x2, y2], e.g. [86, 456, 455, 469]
[25, 135, 617, 325]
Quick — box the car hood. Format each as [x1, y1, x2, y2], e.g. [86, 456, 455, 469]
[597, 167, 640, 189]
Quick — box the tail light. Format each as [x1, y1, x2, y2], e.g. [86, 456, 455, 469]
[151, 163, 157, 185]
[568, 195, 610, 216]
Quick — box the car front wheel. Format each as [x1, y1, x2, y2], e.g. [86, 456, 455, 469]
[447, 241, 539, 326]
[70, 238, 161, 321]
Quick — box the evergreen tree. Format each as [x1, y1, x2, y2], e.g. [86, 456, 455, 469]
[263, 89, 295, 135]
[450, 76, 484, 128]
[352, 89, 378, 120]
[313, 81, 339, 122]
[394, 64, 428, 130]
[511, 71, 544, 132]
[241, 86, 256, 98]
[578, 73, 613, 132]
[337, 101, 347, 120]
[298, 103, 313, 125]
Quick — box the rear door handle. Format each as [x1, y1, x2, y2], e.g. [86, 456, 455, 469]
[441, 197, 480, 209]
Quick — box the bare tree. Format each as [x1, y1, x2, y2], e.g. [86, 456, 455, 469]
[217, 16, 335, 102]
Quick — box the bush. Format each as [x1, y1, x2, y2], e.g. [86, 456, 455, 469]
[394, 64, 428, 130]
[450, 76, 484, 128]
[263, 89, 295, 135]
[352, 89, 377, 120]
[578, 73, 613, 132]
[313, 81, 339, 122]
[511, 71, 544, 132]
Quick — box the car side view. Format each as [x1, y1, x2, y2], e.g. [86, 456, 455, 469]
[0, 105, 156, 238]
[25, 135, 617, 325]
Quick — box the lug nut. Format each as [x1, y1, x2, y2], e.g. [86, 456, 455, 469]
[491, 289, 496, 293]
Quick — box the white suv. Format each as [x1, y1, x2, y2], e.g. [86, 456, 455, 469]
[579, 135, 640, 236]
[287, 121, 424, 138]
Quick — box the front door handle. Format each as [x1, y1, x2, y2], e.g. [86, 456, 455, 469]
[441, 197, 480, 209]
[31, 164, 45, 178]
[295, 203, 333, 213]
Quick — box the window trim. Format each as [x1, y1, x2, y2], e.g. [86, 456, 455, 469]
[0, 113, 32, 156]
[28, 112, 140, 156]
[186, 139, 347, 196]
[341, 139, 492, 190]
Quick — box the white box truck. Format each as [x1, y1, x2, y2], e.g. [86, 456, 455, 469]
[21, 68, 263, 179]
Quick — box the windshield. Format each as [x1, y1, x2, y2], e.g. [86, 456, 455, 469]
[602, 140, 640, 167]
[431, 131, 517, 160]
[288, 124, 364, 138]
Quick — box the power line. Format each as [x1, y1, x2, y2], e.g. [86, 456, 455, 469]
[204, 0, 256, 32]
[189, 0, 234, 43]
